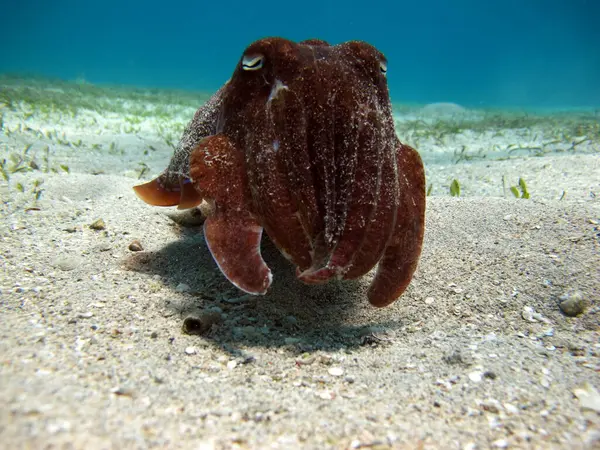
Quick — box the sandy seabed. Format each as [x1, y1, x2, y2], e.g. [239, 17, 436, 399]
[1, 77, 599, 449]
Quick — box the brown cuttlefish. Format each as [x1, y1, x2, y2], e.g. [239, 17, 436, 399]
[134, 37, 425, 307]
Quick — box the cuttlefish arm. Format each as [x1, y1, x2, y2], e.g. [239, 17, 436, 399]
[134, 134, 272, 295]
[189, 134, 272, 295]
[367, 143, 426, 307]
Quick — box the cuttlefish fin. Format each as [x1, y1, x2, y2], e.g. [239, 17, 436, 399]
[133, 178, 180, 206]
[133, 176, 203, 209]
[190, 134, 272, 295]
[176, 179, 203, 210]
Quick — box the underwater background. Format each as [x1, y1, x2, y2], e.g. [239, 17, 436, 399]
[1, 0, 599, 108]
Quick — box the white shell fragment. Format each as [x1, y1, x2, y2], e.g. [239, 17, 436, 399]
[328, 367, 344, 377]
[572, 382, 600, 412]
[468, 371, 483, 383]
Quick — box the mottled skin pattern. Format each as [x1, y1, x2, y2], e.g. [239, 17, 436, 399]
[162, 84, 226, 186]
[134, 37, 425, 307]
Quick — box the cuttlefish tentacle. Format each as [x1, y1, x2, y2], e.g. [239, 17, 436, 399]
[367, 143, 425, 307]
[189, 134, 272, 295]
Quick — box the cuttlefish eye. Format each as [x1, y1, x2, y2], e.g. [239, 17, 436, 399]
[379, 61, 388, 76]
[242, 54, 265, 71]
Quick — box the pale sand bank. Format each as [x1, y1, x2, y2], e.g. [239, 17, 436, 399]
[1, 78, 599, 449]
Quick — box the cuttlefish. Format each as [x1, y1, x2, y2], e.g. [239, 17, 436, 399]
[134, 37, 425, 307]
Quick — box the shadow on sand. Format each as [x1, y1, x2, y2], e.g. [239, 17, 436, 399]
[125, 223, 406, 354]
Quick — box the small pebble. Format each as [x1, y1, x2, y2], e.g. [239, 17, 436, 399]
[483, 371, 497, 380]
[317, 390, 335, 400]
[491, 439, 508, 448]
[522, 306, 537, 322]
[111, 386, 134, 397]
[185, 346, 197, 355]
[480, 399, 500, 414]
[295, 354, 316, 366]
[89, 218, 106, 230]
[78, 312, 93, 319]
[46, 420, 72, 434]
[227, 360, 237, 370]
[241, 355, 256, 365]
[328, 367, 344, 377]
[425, 297, 435, 305]
[128, 240, 143, 252]
[522, 306, 550, 323]
[468, 371, 483, 383]
[559, 291, 585, 316]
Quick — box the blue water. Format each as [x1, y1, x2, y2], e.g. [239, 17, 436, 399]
[1, 0, 599, 108]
